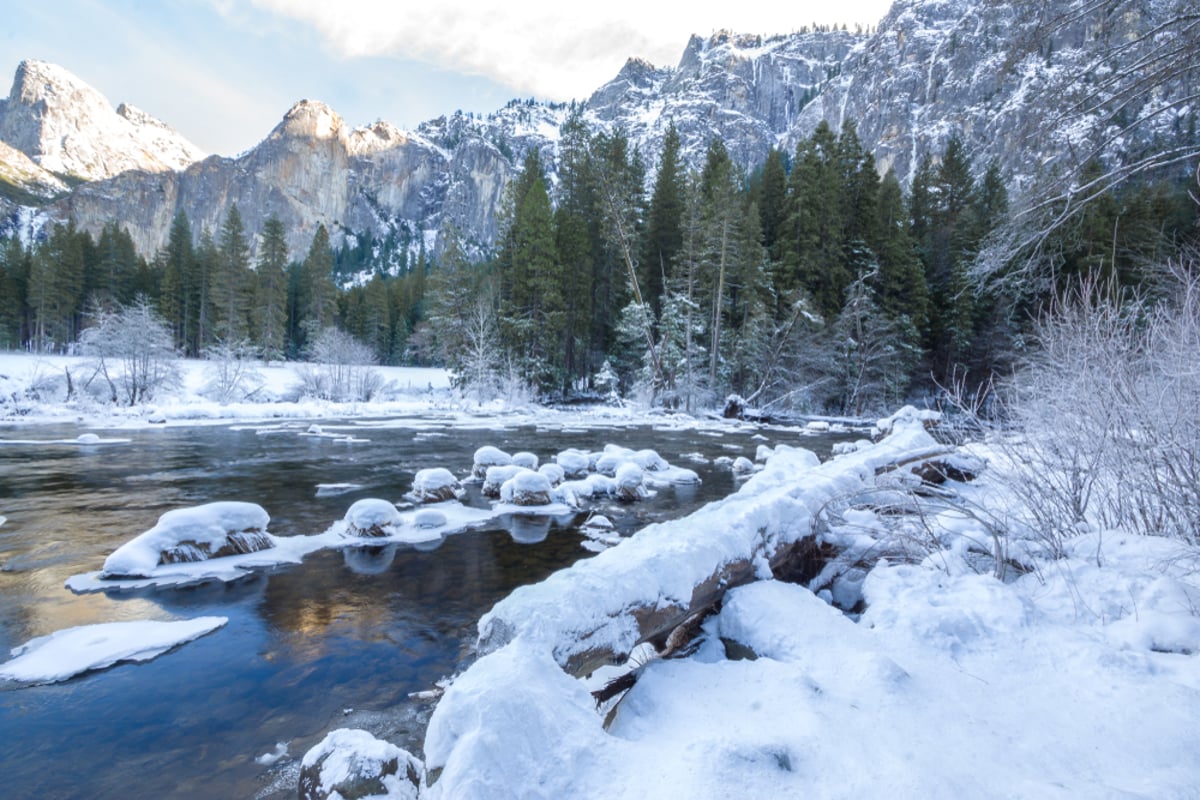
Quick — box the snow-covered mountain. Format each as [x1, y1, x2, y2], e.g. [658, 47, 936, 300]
[0, 59, 204, 185]
[3, 0, 1196, 263]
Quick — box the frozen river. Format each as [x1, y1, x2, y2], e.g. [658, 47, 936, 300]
[0, 415, 847, 798]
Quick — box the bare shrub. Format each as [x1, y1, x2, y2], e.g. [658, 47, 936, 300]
[202, 339, 265, 404]
[79, 297, 180, 406]
[951, 262, 1200, 554]
[299, 327, 382, 402]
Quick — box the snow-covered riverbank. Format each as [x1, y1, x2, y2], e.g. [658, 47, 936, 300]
[415, 409, 1200, 799]
[0, 352, 456, 426]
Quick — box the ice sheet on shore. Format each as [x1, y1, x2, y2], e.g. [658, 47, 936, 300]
[0, 617, 228, 684]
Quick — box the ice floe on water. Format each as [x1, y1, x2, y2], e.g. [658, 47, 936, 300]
[0, 617, 228, 684]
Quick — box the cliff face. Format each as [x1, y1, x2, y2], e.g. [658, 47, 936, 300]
[5, 0, 1196, 265]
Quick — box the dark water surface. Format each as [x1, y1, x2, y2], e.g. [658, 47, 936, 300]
[0, 416, 846, 799]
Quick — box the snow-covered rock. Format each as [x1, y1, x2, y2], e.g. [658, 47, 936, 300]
[537, 463, 565, 486]
[511, 451, 538, 470]
[471, 446, 511, 479]
[343, 499, 403, 538]
[499, 471, 553, 507]
[554, 449, 589, 479]
[412, 508, 448, 529]
[482, 464, 527, 498]
[613, 462, 645, 502]
[0, 617, 227, 684]
[731, 456, 755, 476]
[299, 728, 422, 800]
[410, 468, 462, 503]
[101, 502, 274, 579]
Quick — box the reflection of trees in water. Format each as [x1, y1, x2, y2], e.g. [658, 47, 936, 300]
[257, 522, 592, 652]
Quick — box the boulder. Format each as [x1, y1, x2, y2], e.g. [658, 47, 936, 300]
[411, 468, 462, 503]
[471, 446, 511, 480]
[555, 449, 589, 479]
[511, 451, 539, 470]
[101, 502, 274, 578]
[344, 499, 402, 538]
[298, 728, 421, 800]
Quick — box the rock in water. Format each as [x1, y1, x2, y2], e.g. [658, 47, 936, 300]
[500, 471, 553, 507]
[298, 728, 422, 800]
[101, 502, 273, 579]
[471, 446, 512, 480]
[343, 499, 402, 538]
[410, 468, 462, 503]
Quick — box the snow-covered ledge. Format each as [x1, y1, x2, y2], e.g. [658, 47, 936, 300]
[423, 409, 947, 795]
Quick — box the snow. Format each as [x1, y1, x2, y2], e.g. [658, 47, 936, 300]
[0, 617, 227, 684]
[300, 728, 421, 800]
[420, 410, 1200, 798]
[0, 353, 452, 427]
[343, 498, 404, 537]
[101, 501, 273, 578]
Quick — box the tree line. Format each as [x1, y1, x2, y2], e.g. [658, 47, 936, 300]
[1, 111, 1195, 414]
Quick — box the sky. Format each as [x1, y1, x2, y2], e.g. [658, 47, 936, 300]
[0, 0, 895, 157]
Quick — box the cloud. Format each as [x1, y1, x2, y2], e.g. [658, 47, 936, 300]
[242, 0, 892, 101]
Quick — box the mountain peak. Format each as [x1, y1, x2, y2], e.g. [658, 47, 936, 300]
[0, 58, 203, 181]
[277, 99, 345, 140]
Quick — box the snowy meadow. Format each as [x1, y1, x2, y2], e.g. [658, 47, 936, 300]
[0, 350, 1199, 799]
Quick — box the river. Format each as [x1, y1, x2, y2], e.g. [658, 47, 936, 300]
[0, 415, 848, 799]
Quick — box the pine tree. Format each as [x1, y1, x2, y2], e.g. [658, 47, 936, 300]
[873, 168, 929, 336]
[640, 123, 684, 317]
[214, 205, 252, 345]
[255, 215, 289, 360]
[756, 147, 789, 262]
[301, 224, 337, 346]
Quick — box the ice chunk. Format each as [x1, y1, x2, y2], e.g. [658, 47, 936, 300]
[101, 502, 273, 579]
[0, 617, 227, 684]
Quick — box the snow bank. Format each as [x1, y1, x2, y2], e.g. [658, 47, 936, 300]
[0, 617, 227, 684]
[101, 501, 274, 578]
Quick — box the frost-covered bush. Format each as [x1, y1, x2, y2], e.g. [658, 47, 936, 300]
[297, 327, 383, 402]
[79, 297, 181, 406]
[967, 264, 1200, 551]
[201, 339, 265, 404]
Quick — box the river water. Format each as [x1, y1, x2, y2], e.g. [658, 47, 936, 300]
[0, 415, 847, 798]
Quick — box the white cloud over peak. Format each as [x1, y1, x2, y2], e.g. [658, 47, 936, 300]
[242, 0, 892, 101]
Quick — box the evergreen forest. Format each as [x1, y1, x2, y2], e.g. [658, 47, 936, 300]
[2, 112, 1196, 416]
